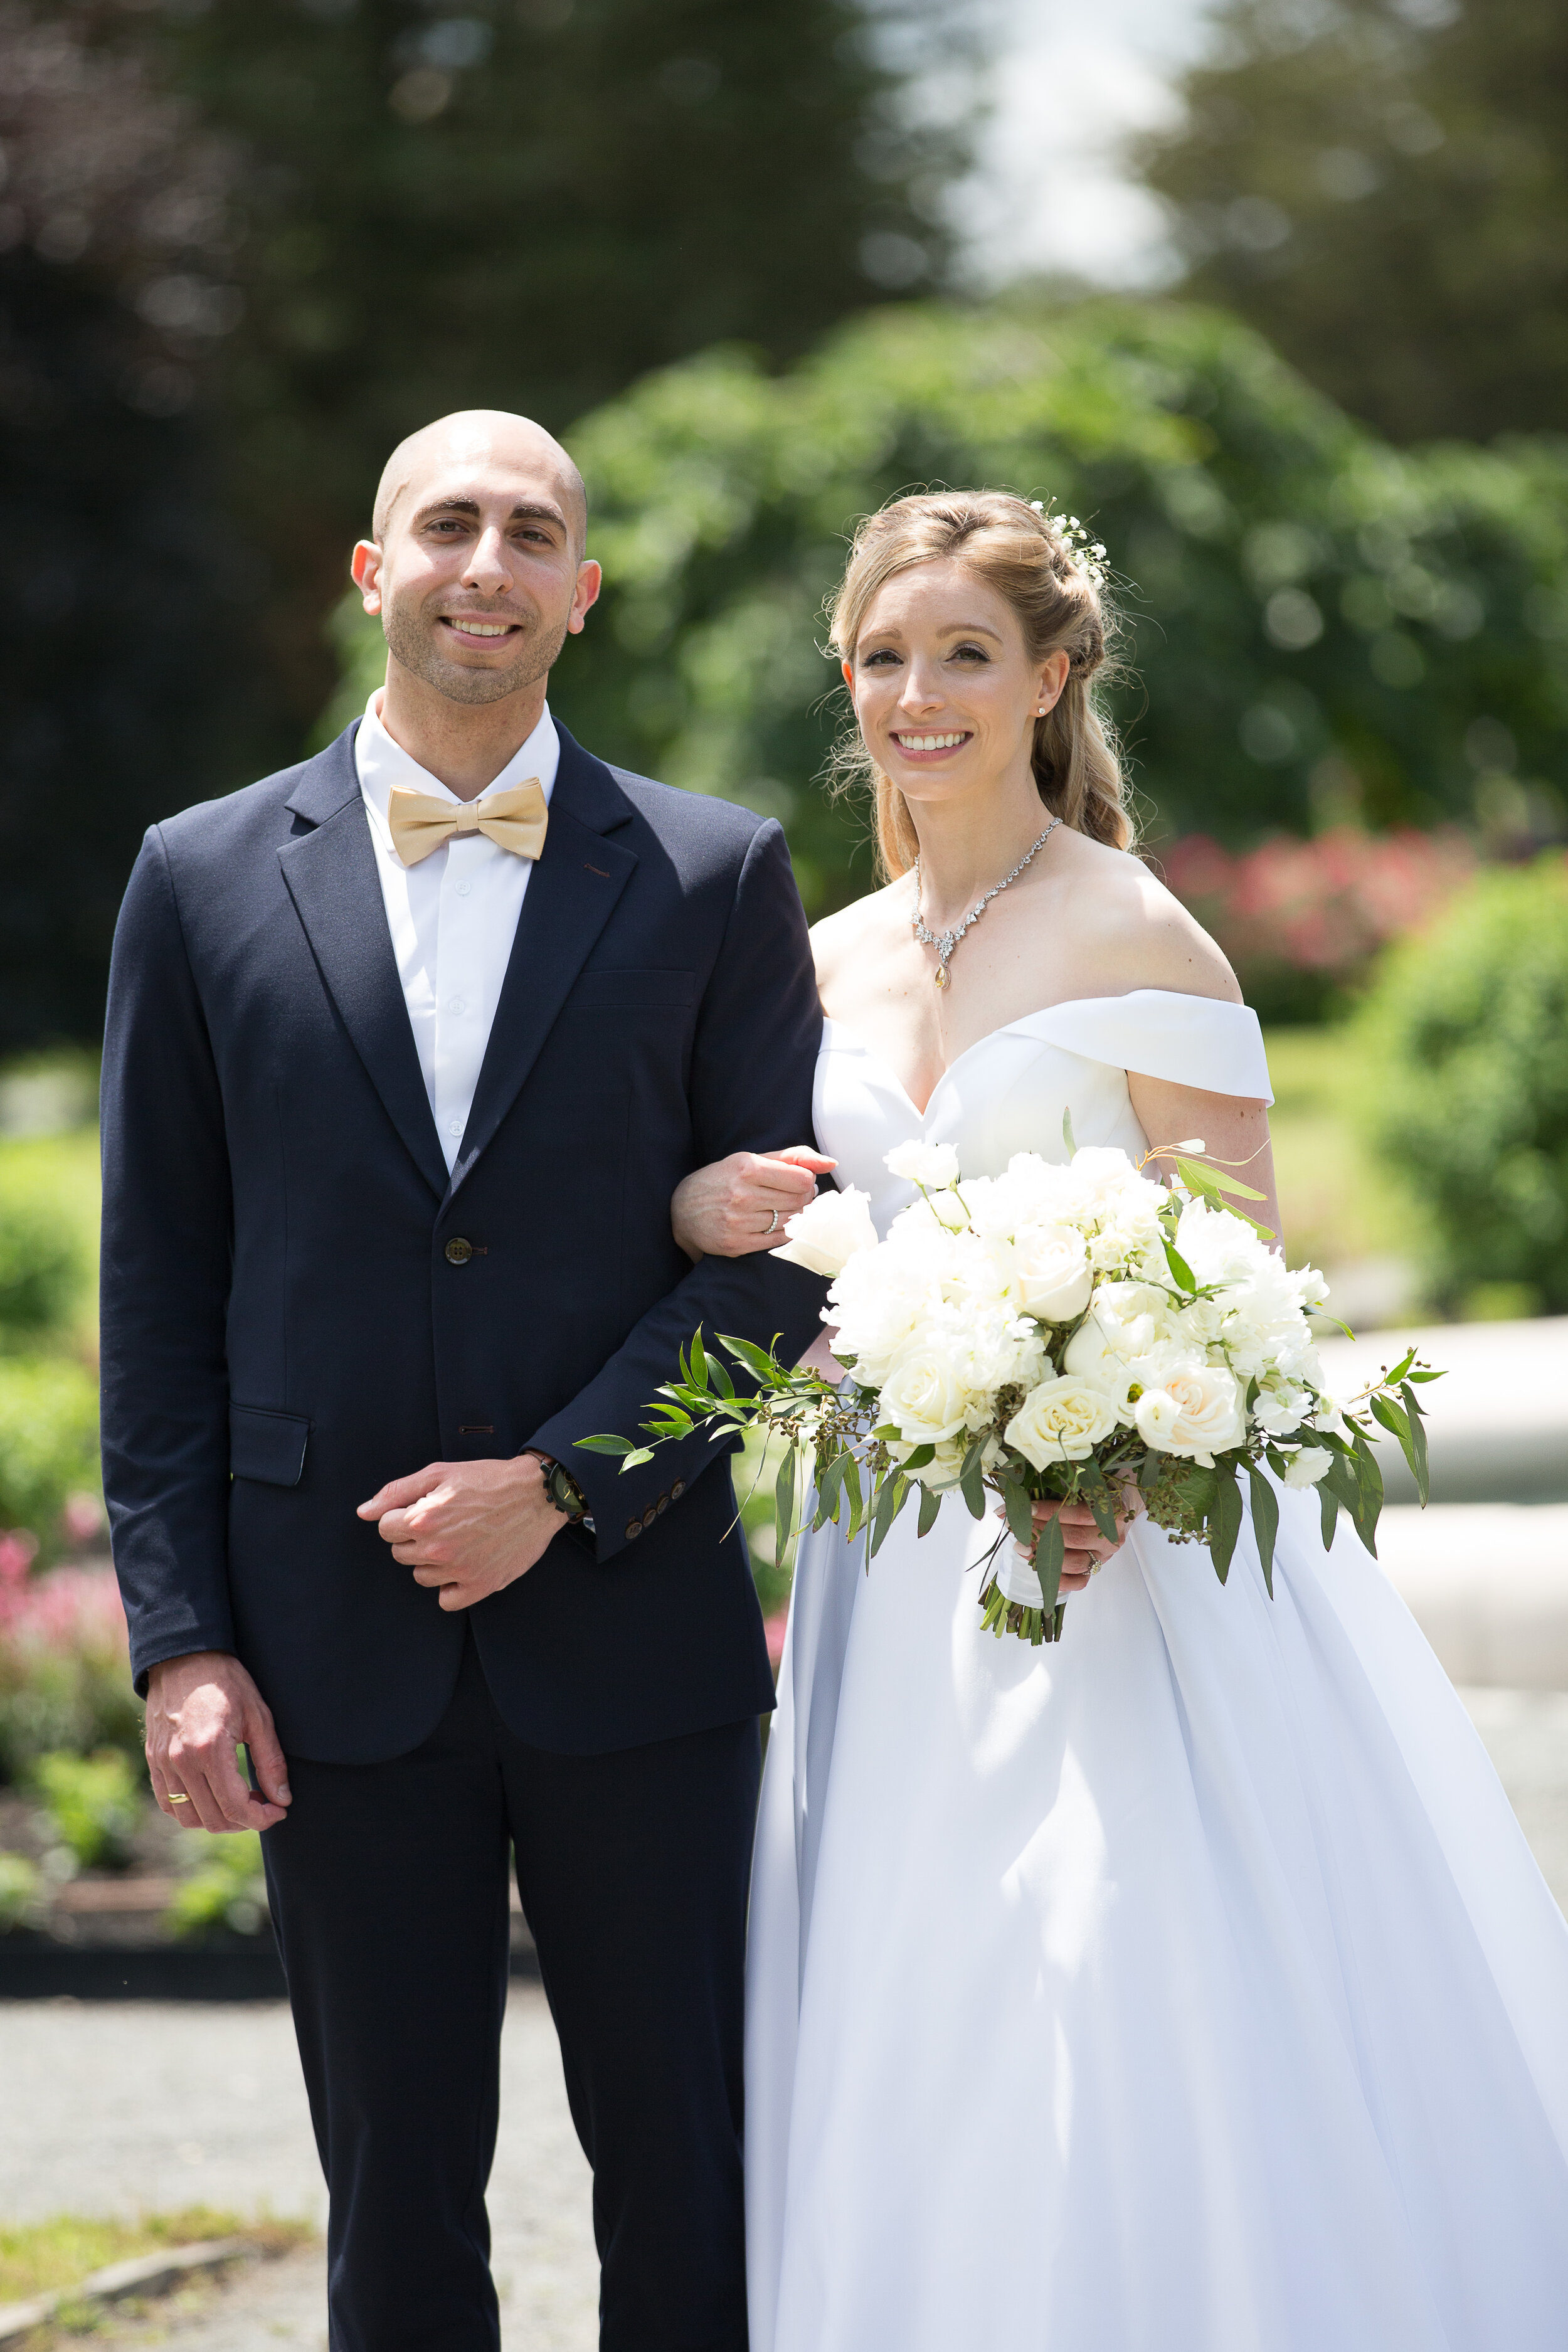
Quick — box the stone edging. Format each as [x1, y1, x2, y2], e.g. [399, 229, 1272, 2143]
[0, 2237, 254, 2345]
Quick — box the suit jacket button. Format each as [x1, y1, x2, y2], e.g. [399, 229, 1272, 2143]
[444, 1237, 474, 1266]
[625, 1518, 642, 1542]
[641, 1503, 658, 1528]
[670, 1478, 685, 1500]
[655, 1493, 669, 1514]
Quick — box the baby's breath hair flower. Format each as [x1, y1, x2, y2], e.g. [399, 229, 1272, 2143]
[1028, 501, 1110, 588]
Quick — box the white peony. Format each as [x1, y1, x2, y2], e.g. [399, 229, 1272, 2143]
[879, 1342, 975, 1446]
[1062, 1283, 1183, 1402]
[1138, 1364, 1247, 1468]
[1011, 1222, 1094, 1322]
[1005, 1375, 1123, 1469]
[1282, 1446, 1333, 1488]
[884, 1139, 961, 1190]
[771, 1185, 878, 1279]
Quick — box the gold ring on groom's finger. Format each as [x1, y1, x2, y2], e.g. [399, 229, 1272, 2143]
[168, 1793, 191, 1805]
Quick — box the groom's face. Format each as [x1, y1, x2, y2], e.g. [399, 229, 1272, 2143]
[353, 421, 600, 708]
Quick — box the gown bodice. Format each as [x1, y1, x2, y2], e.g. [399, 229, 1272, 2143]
[813, 989, 1274, 1229]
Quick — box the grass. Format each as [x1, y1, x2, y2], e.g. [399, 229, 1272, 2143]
[1261, 1024, 1430, 1279]
[0, 2208, 310, 2307]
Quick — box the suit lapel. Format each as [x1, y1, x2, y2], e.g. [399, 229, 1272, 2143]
[278, 729, 450, 1202]
[448, 728, 637, 1197]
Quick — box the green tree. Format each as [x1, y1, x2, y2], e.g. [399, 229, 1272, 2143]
[1137, 0, 1568, 443]
[97, 0, 963, 739]
[0, 7, 252, 1049]
[441, 297, 1564, 913]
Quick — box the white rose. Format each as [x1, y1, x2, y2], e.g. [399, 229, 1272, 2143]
[885, 1139, 961, 1190]
[1132, 1386, 1184, 1448]
[1282, 1446, 1333, 1488]
[771, 1185, 878, 1278]
[1012, 1223, 1094, 1322]
[1144, 1364, 1247, 1468]
[1004, 1375, 1121, 1470]
[879, 1343, 974, 1446]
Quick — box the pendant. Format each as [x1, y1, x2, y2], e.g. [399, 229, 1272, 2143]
[934, 965, 949, 990]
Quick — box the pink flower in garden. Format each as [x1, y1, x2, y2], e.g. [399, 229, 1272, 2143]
[1162, 827, 1475, 982]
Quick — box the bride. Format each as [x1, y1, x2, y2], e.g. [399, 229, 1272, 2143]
[670, 490, 1568, 2350]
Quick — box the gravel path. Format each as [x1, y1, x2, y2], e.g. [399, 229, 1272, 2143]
[3, 1686, 1565, 2349]
[0, 1983, 595, 2351]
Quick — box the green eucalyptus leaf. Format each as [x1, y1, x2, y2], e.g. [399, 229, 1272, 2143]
[1319, 1478, 1339, 1549]
[1163, 1239, 1198, 1293]
[916, 1482, 943, 1538]
[1002, 1480, 1035, 1547]
[1036, 1510, 1064, 1612]
[869, 1471, 907, 1560]
[1247, 1463, 1279, 1600]
[775, 1446, 797, 1554]
[1209, 1470, 1244, 1584]
[1399, 1382, 1431, 1505]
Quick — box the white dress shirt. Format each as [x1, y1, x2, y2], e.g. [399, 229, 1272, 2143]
[355, 690, 560, 1171]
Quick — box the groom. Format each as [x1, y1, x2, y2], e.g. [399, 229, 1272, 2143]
[99, 410, 827, 2351]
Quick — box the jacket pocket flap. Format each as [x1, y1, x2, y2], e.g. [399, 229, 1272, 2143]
[570, 967, 696, 1009]
[230, 1404, 310, 1486]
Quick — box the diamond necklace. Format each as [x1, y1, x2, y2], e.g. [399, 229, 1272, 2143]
[910, 817, 1061, 989]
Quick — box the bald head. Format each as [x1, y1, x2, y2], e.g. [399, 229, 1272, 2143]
[373, 409, 587, 555]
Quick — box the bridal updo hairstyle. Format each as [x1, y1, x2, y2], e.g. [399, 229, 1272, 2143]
[827, 489, 1133, 879]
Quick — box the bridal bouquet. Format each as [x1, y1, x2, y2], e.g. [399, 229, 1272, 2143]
[580, 1131, 1439, 1645]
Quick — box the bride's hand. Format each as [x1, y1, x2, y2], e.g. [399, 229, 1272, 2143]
[1023, 1496, 1131, 1595]
[671, 1145, 836, 1261]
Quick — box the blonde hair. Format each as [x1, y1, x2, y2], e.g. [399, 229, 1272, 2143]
[825, 489, 1133, 879]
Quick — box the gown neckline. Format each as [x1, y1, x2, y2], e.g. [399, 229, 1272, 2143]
[818, 986, 1241, 1125]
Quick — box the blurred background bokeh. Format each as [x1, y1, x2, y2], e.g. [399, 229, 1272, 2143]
[0, 19, 1565, 2282]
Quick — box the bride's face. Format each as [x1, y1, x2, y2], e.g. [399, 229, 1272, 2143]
[844, 558, 1067, 808]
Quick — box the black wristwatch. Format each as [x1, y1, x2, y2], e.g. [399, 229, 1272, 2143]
[530, 1452, 594, 1532]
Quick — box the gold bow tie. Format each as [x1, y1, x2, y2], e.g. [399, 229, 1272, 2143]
[386, 779, 548, 867]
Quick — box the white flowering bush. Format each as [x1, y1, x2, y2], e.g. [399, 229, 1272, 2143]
[583, 1138, 1438, 1645]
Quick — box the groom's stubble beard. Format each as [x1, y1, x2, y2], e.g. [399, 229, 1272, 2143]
[383, 588, 571, 707]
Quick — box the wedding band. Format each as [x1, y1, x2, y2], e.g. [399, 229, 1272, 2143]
[168, 1793, 191, 1805]
[766, 1209, 780, 1234]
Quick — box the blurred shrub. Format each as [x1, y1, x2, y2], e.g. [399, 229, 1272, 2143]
[0, 1358, 101, 1563]
[0, 1850, 42, 1932]
[0, 1172, 84, 1343]
[0, 1558, 139, 1784]
[166, 1831, 268, 1941]
[356, 296, 1568, 918]
[30, 1748, 141, 1869]
[1163, 826, 1475, 1021]
[1359, 857, 1568, 1314]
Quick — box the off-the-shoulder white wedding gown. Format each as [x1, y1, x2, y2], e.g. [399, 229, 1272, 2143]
[746, 991, 1568, 2352]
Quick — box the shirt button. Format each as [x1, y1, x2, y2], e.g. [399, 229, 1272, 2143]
[455, 879, 473, 898]
[444, 1237, 474, 1266]
[447, 1118, 464, 1138]
[448, 997, 467, 1015]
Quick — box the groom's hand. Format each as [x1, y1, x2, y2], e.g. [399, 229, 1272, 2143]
[145, 1651, 292, 1834]
[358, 1453, 567, 1610]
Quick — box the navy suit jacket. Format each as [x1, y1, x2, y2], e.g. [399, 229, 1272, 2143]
[99, 721, 827, 1762]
